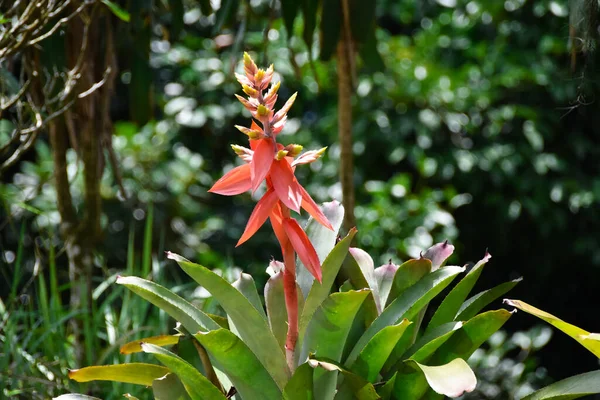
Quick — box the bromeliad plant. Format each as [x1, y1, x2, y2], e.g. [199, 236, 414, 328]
[58, 55, 523, 400]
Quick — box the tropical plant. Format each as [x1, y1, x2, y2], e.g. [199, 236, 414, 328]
[56, 54, 521, 400]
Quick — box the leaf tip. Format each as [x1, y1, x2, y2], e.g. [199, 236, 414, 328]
[165, 251, 187, 263]
[503, 299, 520, 314]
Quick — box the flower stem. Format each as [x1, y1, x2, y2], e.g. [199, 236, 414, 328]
[282, 241, 299, 373]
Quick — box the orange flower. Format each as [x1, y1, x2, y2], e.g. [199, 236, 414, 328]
[209, 53, 333, 282]
[208, 54, 334, 362]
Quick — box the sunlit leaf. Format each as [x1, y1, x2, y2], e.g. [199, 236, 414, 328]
[427, 252, 490, 332]
[386, 258, 432, 306]
[455, 278, 521, 321]
[120, 334, 181, 354]
[101, 0, 131, 22]
[68, 363, 169, 386]
[116, 276, 220, 334]
[407, 359, 476, 398]
[505, 299, 600, 358]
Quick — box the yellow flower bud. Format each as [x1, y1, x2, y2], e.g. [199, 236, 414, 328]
[285, 144, 303, 157]
[256, 104, 270, 118]
[276, 150, 289, 160]
[242, 85, 258, 98]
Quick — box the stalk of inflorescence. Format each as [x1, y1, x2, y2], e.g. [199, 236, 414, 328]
[208, 53, 334, 372]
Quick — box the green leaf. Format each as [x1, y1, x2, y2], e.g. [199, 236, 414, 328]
[68, 363, 170, 386]
[348, 319, 412, 382]
[101, 0, 131, 22]
[319, 0, 342, 61]
[386, 258, 432, 306]
[300, 295, 365, 341]
[53, 396, 103, 400]
[116, 276, 220, 334]
[405, 321, 463, 363]
[300, 290, 370, 399]
[377, 372, 396, 400]
[152, 373, 191, 400]
[308, 359, 380, 400]
[299, 228, 357, 338]
[265, 270, 304, 352]
[281, 0, 301, 37]
[522, 370, 600, 400]
[427, 252, 491, 332]
[142, 343, 226, 400]
[194, 329, 282, 399]
[346, 266, 465, 366]
[406, 359, 476, 398]
[283, 362, 314, 400]
[392, 310, 512, 398]
[504, 299, 600, 358]
[120, 334, 182, 354]
[232, 273, 266, 320]
[429, 309, 514, 365]
[298, 200, 345, 298]
[168, 253, 288, 388]
[455, 278, 522, 321]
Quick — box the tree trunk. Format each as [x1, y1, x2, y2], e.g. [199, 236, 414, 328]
[337, 21, 356, 231]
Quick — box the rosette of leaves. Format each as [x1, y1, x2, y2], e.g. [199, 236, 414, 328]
[57, 203, 520, 399]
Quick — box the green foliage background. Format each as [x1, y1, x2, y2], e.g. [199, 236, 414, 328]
[1, 0, 600, 396]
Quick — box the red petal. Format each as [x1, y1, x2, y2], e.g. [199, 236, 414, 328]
[237, 189, 279, 247]
[270, 202, 289, 250]
[283, 218, 322, 282]
[251, 139, 274, 192]
[208, 164, 251, 195]
[270, 160, 302, 213]
[297, 184, 334, 230]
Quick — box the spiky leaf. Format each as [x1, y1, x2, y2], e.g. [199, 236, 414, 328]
[346, 266, 465, 366]
[116, 276, 219, 334]
[194, 329, 282, 398]
[168, 253, 288, 388]
[142, 343, 226, 399]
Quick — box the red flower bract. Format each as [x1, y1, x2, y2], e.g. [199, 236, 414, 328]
[208, 53, 335, 365]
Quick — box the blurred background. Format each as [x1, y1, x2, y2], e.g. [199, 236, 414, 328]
[1, 0, 599, 398]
